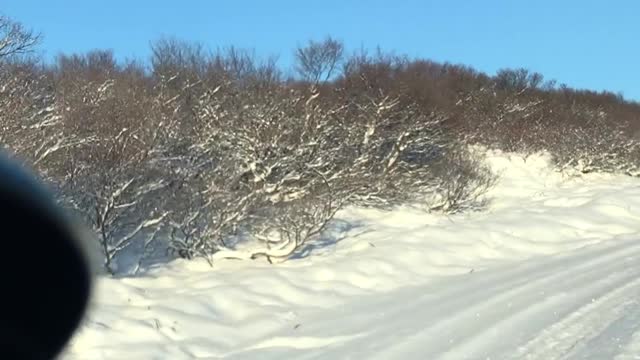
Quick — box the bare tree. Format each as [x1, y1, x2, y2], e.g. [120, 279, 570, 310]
[0, 16, 40, 60]
[150, 37, 208, 81]
[294, 36, 344, 84]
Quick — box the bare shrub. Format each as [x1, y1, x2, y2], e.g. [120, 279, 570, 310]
[172, 85, 349, 262]
[427, 147, 497, 213]
[334, 81, 496, 213]
[0, 61, 55, 156]
[243, 181, 341, 263]
[48, 56, 170, 273]
[332, 86, 448, 208]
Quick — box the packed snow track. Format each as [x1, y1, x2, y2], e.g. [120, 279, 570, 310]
[228, 237, 640, 360]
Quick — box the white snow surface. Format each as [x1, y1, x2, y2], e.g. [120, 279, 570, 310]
[62, 151, 640, 359]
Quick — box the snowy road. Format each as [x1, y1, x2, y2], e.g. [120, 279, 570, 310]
[226, 237, 640, 360]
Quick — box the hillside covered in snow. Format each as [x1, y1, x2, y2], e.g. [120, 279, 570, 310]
[3, 13, 640, 359]
[61, 151, 640, 359]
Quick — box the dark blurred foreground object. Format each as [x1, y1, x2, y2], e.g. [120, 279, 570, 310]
[0, 154, 93, 359]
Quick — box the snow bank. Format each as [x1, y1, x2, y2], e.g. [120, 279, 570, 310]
[61, 151, 640, 359]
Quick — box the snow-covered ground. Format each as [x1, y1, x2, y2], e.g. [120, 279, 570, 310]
[61, 151, 640, 359]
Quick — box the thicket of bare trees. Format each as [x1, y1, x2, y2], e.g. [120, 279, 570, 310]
[2, 16, 640, 273]
[456, 69, 640, 175]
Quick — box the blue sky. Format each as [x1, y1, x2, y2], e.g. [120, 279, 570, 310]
[4, 0, 639, 100]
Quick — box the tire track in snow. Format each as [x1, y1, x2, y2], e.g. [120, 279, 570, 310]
[404, 241, 640, 360]
[258, 238, 640, 360]
[571, 299, 640, 360]
[614, 321, 640, 360]
[511, 276, 640, 359]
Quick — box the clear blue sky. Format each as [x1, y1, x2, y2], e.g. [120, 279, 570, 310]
[4, 0, 639, 100]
